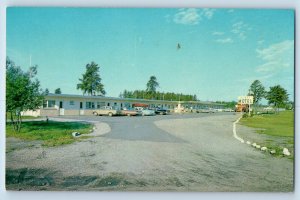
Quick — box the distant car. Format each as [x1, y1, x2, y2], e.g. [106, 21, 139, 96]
[199, 108, 215, 113]
[215, 108, 224, 112]
[92, 106, 120, 116]
[134, 107, 155, 116]
[120, 108, 139, 116]
[263, 106, 274, 111]
[224, 108, 234, 112]
[194, 109, 201, 113]
[154, 107, 169, 115]
[190, 108, 201, 113]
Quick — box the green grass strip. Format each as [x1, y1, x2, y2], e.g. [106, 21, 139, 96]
[6, 121, 93, 147]
[240, 111, 294, 137]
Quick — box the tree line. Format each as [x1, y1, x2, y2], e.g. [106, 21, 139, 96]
[119, 89, 197, 101]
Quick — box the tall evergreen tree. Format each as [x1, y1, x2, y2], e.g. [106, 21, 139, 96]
[45, 88, 49, 95]
[77, 62, 106, 96]
[248, 80, 265, 105]
[146, 76, 159, 93]
[54, 88, 61, 94]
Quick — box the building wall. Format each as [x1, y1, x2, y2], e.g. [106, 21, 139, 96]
[62, 100, 80, 110]
[40, 108, 59, 116]
[64, 109, 80, 116]
[21, 110, 41, 117]
[25, 94, 225, 117]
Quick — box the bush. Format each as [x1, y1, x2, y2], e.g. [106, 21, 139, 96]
[242, 113, 248, 118]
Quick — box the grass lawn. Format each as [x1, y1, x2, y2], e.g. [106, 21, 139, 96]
[239, 111, 294, 137]
[6, 121, 93, 147]
[240, 111, 294, 159]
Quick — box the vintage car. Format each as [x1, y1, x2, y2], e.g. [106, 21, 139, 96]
[154, 107, 169, 115]
[120, 108, 140, 116]
[92, 106, 121, 116]
[134, 107, 155, 116]
[199, 108, 215, 113]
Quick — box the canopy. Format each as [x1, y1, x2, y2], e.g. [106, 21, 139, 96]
[132, 103, 148, 107]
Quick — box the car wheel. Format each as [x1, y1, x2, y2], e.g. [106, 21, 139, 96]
[127, 113, 131, 117]
[93, 112, 98, 116]
[108, 112, 113, 117]
[142, 113, 145, 116]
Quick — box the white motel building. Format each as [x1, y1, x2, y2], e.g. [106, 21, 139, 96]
[23, 93, 225, 117]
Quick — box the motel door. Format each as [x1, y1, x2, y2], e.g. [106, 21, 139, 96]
[59, 101, 64, 115]
[79, 102, 84, 115]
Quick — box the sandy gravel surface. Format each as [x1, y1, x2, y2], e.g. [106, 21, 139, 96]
[6, 114, 293, 191]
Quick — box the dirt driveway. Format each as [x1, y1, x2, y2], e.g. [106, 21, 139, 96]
[6, 113, 293, 191]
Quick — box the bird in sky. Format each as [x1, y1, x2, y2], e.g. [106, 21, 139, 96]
[177, 43, 181, 50]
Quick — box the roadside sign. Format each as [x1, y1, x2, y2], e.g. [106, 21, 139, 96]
[238, 96, 253, 105]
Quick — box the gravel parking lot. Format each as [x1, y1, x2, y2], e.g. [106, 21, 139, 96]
[6, 113, 293, 191]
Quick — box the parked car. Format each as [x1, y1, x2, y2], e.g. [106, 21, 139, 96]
[134, 107, 155, 116]
[192, 109, 201, 113]
[224, 108, 234, 112]
[154, 107, 169, 115]
[199, 108, 215, 113]
[215, 108, 224, 112]
[92, 106, 120, 116]
[186, 108, 200, 113]
[120, 108, 140, 116]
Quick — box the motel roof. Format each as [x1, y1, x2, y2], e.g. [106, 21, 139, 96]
[46, 93, 225, 106]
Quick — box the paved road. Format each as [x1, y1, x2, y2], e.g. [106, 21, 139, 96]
[53, 112, 232, 143]
[6, 112, 294, 191]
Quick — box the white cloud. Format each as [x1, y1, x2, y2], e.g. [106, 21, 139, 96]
[173, 8, 216, 25]
[212, 31, 224, 36]
[173, 8, 200, 25]
[256, 40, 294, 73]
[215, 37, 233, 44]
[202, 8, 216, 19]
[231, 21, 251, 40]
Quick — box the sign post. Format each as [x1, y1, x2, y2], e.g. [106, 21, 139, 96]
[238, 96, 253, 116]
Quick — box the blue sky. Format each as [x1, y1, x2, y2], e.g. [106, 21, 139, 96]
[7, 8, 294, 102]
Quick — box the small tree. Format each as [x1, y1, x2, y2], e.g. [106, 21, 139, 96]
[77, 62, 106, 96]
[55, 88, 62, 94]
[6, 57, 44, 132]
[266, 85, 289, 113]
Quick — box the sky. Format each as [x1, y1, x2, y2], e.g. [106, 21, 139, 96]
[6, 8, 294, 102]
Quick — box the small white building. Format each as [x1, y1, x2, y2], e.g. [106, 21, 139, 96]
[22, 93, 224, 116]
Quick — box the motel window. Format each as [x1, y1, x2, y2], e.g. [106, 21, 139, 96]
[124, 103, 130, 109]
[43, 100, 55, 108]
[97, 102, 106, 109]
[86, 102, 95, 109]
[69, 101, 75, 106]
[47, 100, 56, 108]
